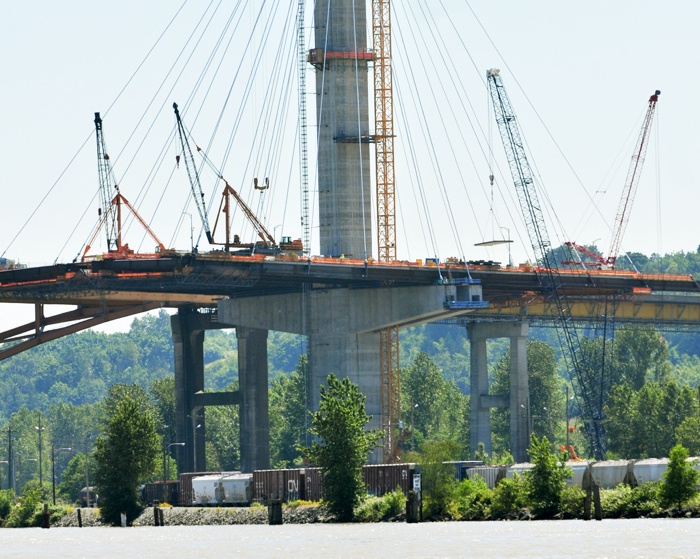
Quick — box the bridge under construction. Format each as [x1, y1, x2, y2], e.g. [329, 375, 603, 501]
[1, 2, 699, 472]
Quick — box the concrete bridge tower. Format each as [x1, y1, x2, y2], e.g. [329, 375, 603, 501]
[313, 0, 373, 259]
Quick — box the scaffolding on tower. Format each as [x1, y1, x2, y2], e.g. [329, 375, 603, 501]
[373, 0, 401, 462]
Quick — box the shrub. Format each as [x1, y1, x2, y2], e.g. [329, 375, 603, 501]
[3, 488, 41, 528]
[382, 489, 407, 518]
[354, 495, 386, 522]
[489, 474, 527, 518]
[0, 490, 14, 523]
[287, 499, 315, 508]
[600, 484, 633, 518]
[28, 504, 69, 527]
[525, 435, 571, 518]
[559, 486, 585, 518]
[660, 444, 699, 509]
[622, 483, 661, 516]
[354, 490, 406, 522]
[599, 484, 661, 518]
[419, 440, 460, 519]
[450, 477, 492, 520]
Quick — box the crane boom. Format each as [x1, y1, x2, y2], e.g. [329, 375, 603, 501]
[606, 90, 660, 268]
[94, 112, 120, 252]
[173, 102, 214, 245]
[211, 181, 276, 249]
[487, 68, 606, 459]
[565, 90, 660, 269]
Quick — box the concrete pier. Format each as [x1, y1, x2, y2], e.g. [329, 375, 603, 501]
[172, 309, 270, 474]
[467, 321, 529, 462]
[236, 326, 270, 472]
[219, 281, 483, 463]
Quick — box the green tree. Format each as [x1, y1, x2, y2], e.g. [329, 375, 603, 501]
[149, 377, 176, 444]
[418, 439, 460, 518]
[491, 340, 562, 455]
[205, 395, 240, 471]
[604, 383, 638, 458]
[659, 444, 698, 509]
[401, 352, 468, 453]
[675, 416, 700, 456]
[525, 435, 571, 517]
[58, 452, 97, 503]
[94, 392, 160, 525]
[303, 374, 381, 522]
[605, 380, 699, 458]
[269, 357, 308, 467]
[612, 326, 671, 390]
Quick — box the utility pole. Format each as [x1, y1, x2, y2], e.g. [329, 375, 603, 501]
[7, 426, 12, 493]
[35, 416, 44, 488]
[52, 445, 72, 505]
[85, 442, 90, 508]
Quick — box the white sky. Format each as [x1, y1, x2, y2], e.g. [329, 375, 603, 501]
[1, 1, 698, 332]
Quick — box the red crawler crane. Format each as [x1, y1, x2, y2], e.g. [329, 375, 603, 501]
[567, 90, 660, 269]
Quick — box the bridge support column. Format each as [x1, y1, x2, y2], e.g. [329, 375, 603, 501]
[468, 325, 492, 457]
[467, 321, 529, 462]
[219, 283, 470, 466]
[509, 324, 530, 463]
[308, 327, 382, 463]
[237, 326, 270, 472]
[172, 308, 207, 474]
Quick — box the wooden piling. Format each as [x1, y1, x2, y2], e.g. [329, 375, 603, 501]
[593, 485, 603, 521]
[42, 504, 50, 529]
[268, 501, 283, 525]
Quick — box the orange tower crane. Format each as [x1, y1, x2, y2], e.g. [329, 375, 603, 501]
[373, 0, 401, 461]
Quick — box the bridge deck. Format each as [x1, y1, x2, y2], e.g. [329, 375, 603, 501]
[0, 254, 697, 307]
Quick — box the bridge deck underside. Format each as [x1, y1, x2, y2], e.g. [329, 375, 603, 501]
[0, 257, 698, 329]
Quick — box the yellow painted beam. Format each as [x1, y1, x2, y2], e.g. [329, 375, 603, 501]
[479, 298, 700, 324]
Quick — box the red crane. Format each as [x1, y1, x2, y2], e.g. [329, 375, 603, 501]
[567, 90, 660, 269]
[562, 89, 661, 270]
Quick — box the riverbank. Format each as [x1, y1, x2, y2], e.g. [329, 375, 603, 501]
[54, 504, 333, 527]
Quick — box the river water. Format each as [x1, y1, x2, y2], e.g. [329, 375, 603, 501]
[1, 519, 698, 559]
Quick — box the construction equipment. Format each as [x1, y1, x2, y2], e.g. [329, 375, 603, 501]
[173, 102, 301, 255]
[487, 68, 606, 459]
[173, 103, 214, 247]
[373, 0, 401, 462]
[566, 90, 660, 269]
[84, 113, 166, 260]
[94, 112, 121, 253]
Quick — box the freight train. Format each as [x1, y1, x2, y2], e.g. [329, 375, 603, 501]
[140, 457, 691, 506]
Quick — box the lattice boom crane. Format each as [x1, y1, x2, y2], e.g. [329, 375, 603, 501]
[487, 68, 606, 459]
[567, 90, 660, 269]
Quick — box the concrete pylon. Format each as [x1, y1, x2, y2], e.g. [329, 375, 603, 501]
[171, 308, 207, 474]
[236, 326, 270, 473]
[467, 321, 529, 463]
[314, 0, 373, 258]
